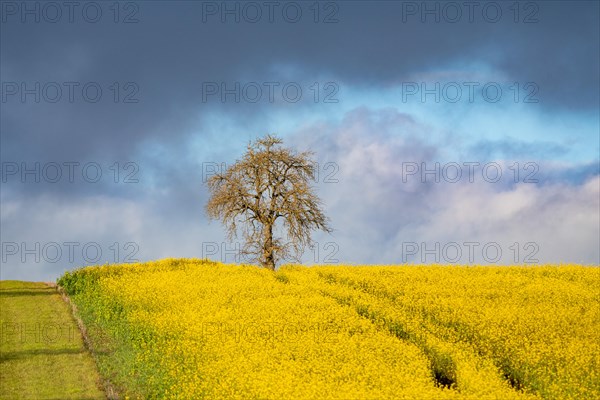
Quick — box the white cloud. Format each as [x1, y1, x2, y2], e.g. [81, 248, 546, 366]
[291, 107, 600, 265]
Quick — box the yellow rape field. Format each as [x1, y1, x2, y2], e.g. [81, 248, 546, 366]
[58, 259, 600, 399]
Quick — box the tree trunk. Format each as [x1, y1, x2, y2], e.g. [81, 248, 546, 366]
[263, 223, 275, 270]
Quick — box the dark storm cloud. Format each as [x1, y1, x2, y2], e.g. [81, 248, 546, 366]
[2, 1, 598, 167]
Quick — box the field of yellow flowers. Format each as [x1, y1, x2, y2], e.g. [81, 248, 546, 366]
[58, 259, 599, 399]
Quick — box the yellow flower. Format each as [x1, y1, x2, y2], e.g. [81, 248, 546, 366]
[59, 260, 599, 399]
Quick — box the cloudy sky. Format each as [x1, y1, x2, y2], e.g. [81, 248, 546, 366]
[1, 1, 599, 280]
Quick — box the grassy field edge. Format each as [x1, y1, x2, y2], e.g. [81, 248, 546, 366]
[0, 280, 107, 400]
[56, 284, 121, 400]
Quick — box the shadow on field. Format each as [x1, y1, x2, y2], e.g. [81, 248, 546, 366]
[0, 289, 55, 297]
[0, 348, 84, 362]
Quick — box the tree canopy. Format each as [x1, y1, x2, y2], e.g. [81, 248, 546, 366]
[205, 135, 332, 270]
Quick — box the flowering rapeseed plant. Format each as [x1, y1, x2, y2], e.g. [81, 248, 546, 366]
[59, 259, 599, 399]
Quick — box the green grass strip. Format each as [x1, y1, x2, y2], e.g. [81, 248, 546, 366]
[0, 280, 105, 400]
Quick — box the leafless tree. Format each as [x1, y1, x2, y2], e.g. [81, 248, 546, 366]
[205, 135, 332, 270]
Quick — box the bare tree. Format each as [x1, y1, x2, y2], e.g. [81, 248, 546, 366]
[205, 135, 332, 270]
